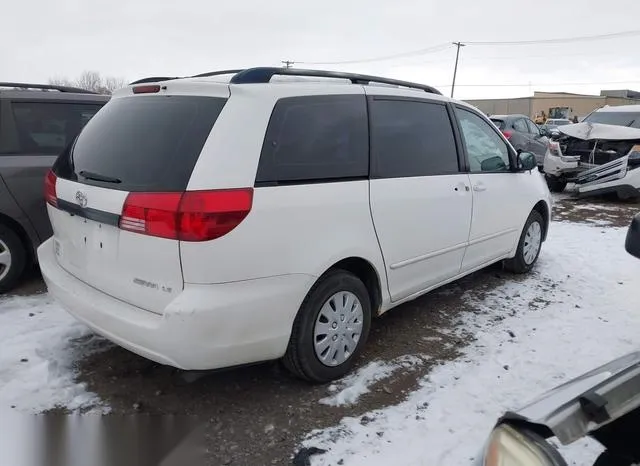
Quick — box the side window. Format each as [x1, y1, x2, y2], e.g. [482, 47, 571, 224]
[526, 119, 540, 135]
[256, 95, 368, 183]
[513, 119, 528, 133]
[369, 99, 459, 178]
[8, 102, 102, 155]
[456, 108, 511, 173]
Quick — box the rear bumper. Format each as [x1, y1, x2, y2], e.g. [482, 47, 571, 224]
[38, 238, 315, 370]
[543, 153, 581, 178]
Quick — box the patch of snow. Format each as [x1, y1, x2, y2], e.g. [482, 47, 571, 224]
[0, 293, 104, 412]
[422, 336, 443, 342]
[305, 222, 640, 466]
[320, 355, 425, 407]
[587, 219, 613, 226]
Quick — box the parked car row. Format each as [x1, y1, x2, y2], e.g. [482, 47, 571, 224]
[0, 83, 109, 292]
[4, 69, 551, 383]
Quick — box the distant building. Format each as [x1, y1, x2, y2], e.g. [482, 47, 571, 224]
[465, 90, 640, 123]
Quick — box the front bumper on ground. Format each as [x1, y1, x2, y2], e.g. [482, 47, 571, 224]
[38, 238, 314, 370]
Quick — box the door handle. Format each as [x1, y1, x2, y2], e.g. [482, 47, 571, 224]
[473, 184, 487, 192]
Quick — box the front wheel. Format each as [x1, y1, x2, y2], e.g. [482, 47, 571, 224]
[545, 175, 567, 193]
[283, 270, 372, 383]
[504, 210, 544, 274]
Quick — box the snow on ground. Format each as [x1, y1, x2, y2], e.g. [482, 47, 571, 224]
[0, 293, 104, 412]
[320, 355, 426, 407]
[305, 221, 640, 466]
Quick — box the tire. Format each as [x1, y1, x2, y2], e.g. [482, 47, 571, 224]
[0, 224, 27, 294]
[504, 210, 544, 274]
[545, 175, 567, 193]
[283, 270, 372, 383]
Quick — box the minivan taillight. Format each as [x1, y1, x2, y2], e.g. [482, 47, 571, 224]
[45, 170, 58, 207]
[119, 189, 254, 242]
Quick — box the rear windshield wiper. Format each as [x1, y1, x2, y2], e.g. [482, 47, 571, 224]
[78, 170, 122, 184]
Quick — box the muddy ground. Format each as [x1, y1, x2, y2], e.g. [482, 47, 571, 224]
[16, 192, 640, 466]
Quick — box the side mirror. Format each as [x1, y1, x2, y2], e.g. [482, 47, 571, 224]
[518, 151, 537, 171]
[626, 213, 640, 259]
[539, 128, 549, 137]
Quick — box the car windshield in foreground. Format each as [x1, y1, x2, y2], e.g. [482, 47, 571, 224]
[54, 95, 227, 192]
[582, 111, 640, 129]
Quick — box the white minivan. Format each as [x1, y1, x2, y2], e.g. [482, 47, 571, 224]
[38, 68, 552, 382]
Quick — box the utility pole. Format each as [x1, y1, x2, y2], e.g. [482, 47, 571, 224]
[281, 60, 295, 69]
[450, 42, 466, 98]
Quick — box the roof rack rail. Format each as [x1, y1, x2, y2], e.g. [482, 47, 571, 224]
[191, 69, 245, 78]
[228, 67, 442, 95]
[0, 82, 97, 94]
[129, 70, 245, 86]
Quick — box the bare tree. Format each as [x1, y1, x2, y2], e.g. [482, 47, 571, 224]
[75, 71, 102, 93]
[103, 76, 127, 93]
[48, 71, 127, 94]
[48, 76, 74, 87]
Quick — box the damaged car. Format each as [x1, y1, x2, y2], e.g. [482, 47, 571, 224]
[542, 105, 640, 199]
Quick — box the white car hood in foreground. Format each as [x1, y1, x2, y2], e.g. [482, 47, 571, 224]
[559, 122, 640, 141]
[500, 351, 640, 444]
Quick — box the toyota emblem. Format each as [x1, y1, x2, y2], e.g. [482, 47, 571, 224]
[75, 191, 88, 208]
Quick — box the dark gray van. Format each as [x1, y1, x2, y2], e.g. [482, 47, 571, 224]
[0, 83, 108, 292]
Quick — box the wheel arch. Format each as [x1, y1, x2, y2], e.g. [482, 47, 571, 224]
[0, 212, 35, 264]
[320, 256, 384, 317]
[532, 200, 550, 241]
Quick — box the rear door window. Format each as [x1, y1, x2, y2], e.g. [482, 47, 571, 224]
[256, 95, 368, 184]
[526, 119, 540, 134]
[369, 98, 460, 178]
[6, 102, 102, 155]
[513, 119, 528, 133]
[54, 96, 227, 192]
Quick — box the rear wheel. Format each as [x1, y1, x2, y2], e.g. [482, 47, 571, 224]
[283, 270, 371, 383]
[0, 224, 27, 294]
[504, 210, 544, 274]
[545, 175, 567, 193]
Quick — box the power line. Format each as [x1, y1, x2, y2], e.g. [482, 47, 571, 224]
[466, 29, 640, 46]
[294, 43, 452, 65]
[294, 29, 640, 67]
[437, 80, 640, 88]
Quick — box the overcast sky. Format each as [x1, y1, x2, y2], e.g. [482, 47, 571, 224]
[2, 0, 640, 100]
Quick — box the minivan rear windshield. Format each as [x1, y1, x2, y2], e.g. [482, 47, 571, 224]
[582, 111, 640, 129]
[490, 119, 505, 130]
[54, 95, 227, 192]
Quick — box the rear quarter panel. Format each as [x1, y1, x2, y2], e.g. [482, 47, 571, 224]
[181, 84, 388, 299]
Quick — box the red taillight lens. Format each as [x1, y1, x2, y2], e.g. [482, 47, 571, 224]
[132, 85, 161, 94]
[501, 130, 513, 139]
[119, 189, 254, 242]
[45, 170, 57, 207]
